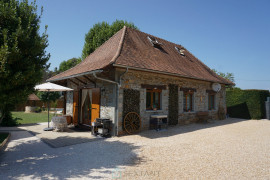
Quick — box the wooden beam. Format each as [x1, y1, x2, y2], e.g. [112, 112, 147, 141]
[141, 84, 167, 90]
[83, 75, 96, 87]
[74, 77, 87, 85]
[206, 90, 216, 94]
[180, 87, 197, 92]
[68, 79, 79, 86]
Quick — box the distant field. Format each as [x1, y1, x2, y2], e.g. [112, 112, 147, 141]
[12, 111, 53, 124]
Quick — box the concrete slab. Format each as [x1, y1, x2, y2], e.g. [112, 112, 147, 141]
[0, 123, 104, 148]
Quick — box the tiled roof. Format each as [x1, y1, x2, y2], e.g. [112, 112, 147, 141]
[47, 27, 126, 81]
[48, 26, 233, 85]
[28, 94, 40, 101]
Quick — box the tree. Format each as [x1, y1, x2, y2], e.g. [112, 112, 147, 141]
[81, 20, 138, 59]
[0, 0, 49, 124]
[41, 64, 55, 83]
[37, 91, 61, 112]
[48, 57, 81, 78]
[212, 69, 235, 84]
[57, 57, 81, 73]
[37, 91, 61, 105]
[41, 57, 81, 82]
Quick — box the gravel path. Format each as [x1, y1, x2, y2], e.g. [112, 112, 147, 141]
[1, 118, 270, 179]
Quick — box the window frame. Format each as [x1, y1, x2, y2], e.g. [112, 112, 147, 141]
[183, 91, 194, 112]
[146, 88, 162, 110]
[208, 93, 215, 110]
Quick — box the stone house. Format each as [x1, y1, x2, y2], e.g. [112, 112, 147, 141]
[48, 26, 234, 136]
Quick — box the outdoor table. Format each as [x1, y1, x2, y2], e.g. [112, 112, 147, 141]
[150, 114, 168, 130]
[50, 116, 67, 132]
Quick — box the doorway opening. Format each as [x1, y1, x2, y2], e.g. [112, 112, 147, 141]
[80, 88, 100, 126]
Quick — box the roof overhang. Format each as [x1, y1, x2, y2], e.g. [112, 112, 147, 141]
[47, 69, 103, 82]
[113, 64, 231, 85]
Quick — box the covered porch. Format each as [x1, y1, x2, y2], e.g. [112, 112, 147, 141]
[49, 68, 125, 136]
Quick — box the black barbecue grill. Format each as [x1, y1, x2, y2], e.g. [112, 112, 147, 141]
[91, 118, 111, 137]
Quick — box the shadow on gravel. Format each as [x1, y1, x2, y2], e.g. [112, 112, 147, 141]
[0, 131, 142, 179]
[139, 118, 249, 139]
[40, 135, 103, 148]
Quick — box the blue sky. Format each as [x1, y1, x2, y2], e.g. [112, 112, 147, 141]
[36, 0, 270, 90]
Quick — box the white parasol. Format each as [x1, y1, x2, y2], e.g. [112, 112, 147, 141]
[35, 82, 73, 131]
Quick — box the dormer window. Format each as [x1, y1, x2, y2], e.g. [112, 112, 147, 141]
[147, 36, 162, 48]
[175, 46, 185, 56]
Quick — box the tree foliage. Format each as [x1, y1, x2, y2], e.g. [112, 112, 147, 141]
[0, 0, 49, 124]
[82, 20, 138, 59]
[41, 57, 81, 82]
[41, 64, 56, 83]
[37, 91, 61, 104]
[212, 69, 235, 84]
[56, 57, 81, 73]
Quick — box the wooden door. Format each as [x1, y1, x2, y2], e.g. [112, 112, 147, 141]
[82, 92, 91, 125]
[73, 91, 79, 125]
[91, 88, 100, 123]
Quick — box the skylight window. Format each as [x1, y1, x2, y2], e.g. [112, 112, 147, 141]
[147, 36, 162, 48]
[175, 46, 185, 56]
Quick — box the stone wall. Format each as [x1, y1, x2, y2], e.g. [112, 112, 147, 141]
[117, 69, 226, 133]
[66, 91, 73, 116]
[66, 80, 77, 116]
[98, 81, 116, 125]
[62, 69, 226, 135]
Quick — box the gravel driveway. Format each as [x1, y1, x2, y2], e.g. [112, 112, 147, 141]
[0, 118, 270, 179]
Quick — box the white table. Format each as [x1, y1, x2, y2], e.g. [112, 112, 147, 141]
[50, 116, 67, 132]
[150, 114, 168, 130]
[150, 115, 168, 119]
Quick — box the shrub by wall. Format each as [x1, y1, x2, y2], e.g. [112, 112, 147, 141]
[168, 84, 179, 125]
[226, 89, 270, 119]
[122, 88, 140, 123]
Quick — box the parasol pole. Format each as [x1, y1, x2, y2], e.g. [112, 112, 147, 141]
[44, 89, 53, 131]
[47, 94, 49, 128]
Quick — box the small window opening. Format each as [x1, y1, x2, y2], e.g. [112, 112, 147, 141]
[146, 88, 161, 110]
[147, 36, 162, 48]
[175, 46, 185, 56]
[183, 91, 193, 112]
[208, 94, 215, 110]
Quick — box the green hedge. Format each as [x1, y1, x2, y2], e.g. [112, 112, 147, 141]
[226, 89, 270, 119]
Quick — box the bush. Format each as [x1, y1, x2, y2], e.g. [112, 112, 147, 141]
[226, 89, 270, 119]
[35, 107, 42, 113]
[227, 102, 251, 119]
[0, 111, 20, 126]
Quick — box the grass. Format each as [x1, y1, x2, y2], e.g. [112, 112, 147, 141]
[0, 133, 9, 144]
[11, 111, 54, 124]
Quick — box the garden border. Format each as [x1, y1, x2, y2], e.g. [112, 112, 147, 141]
[0, 132, 11, 151]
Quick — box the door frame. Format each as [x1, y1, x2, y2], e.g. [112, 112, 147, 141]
[79, 88, 101, 125]
[91, 88, 101, 123]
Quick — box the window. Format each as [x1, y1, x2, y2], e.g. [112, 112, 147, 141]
[147, 36, 162, 49]
[175, 46, 185, 56]
[146, 89, 161, 110]
[208, 94, 215, 110]
[183, 92, 193, 112]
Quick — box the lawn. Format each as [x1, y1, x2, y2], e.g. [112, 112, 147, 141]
[12, 111, 54, 124]
[0, 133, 9, 144]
